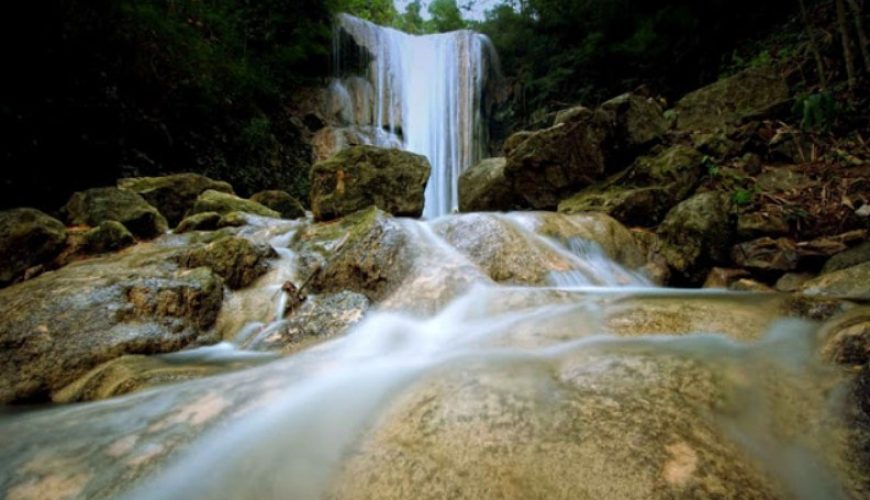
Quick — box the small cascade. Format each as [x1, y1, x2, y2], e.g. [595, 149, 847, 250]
[328, 14, 494, 218]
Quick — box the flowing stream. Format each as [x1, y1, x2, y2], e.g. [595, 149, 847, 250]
[0, 212, 864, 499]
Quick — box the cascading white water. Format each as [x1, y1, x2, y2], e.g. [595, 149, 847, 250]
[329, 14, 492, 218]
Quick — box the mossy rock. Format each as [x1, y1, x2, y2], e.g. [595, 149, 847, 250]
[801, 261, 870, 301]
[179, 236, 276, 289]
[189, 190, 280, 218]
[310, 145, 431, 222]
[0, 247, 224, 404]
[823, 241, 870, 274]
[118, 173, 234, 227]
[504, 117, 609, 210]
[0, 208, 67, 286]
[175, 212, 222, 234]
[458, 157, 523, 212]
[674, 67, 789, 132]
[558, 145, 704, 227]
[250, 190, 306, 219]
[598, 92, 666, 162]
[658, 191, 733, 283]
[64, 187, 168, 239]
[82, 220, 135, 254]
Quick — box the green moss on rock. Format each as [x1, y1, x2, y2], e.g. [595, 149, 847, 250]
[64, 187, 168, 239]
[189, 190, 280, 218]
[0, 208, 67, 286]
[118, 173, 234, 227]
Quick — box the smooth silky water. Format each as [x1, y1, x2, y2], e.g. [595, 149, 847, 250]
[0, 212, 863, 499]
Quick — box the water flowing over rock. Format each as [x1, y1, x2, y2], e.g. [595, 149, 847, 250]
[328, 14, 495, 218]
[1, 206, 868, 498]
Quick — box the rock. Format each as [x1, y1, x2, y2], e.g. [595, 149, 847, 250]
[732, 237, 800, 273]
[819, 307, 870, 366]
[857, 204, 870, 218]
[597, 92, 667, 163]
[293, 207, 414, 302]
[118, 174, 234, 227]
[248, 291, 371, 353]
[822, 241, 870, 274]
[0, 208, 67, 286]
[755, 167, 811, 192]
[527, 212, 647, 270]
[81, 220, 135, 254]
[558, 145, 704, 226]
[630, 229, 671, 285]
[52, 354, 227, 404]
[504, 117, 609, 210]
[658, 192, 733, 283]
[0, 246, 223, 404]
[729, 278, 775, 292]
[736, 210, 790, 240]
[178, 236, 275, 289]
[775, 272, 814, 292]
[552, 105, 591, 126]
[250, 190, 306, 219]
[309, 145, 431, 221]
[218, 211, 250, 228]
[175, 212, 222, 233]
[674, 67, 789, 132]
[703, 267, 751, 289]
[502, 130, 534, 155]
[458, 158, 521, 212]
[189, 190, 280, 218]
[432, 214, 577, 286]
[800, 261, 870, 301]
[64, 187, 168, 239]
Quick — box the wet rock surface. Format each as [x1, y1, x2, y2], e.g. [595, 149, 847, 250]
[178, 236, 275, 290]
[658, 192, 733, 283]
[0, 242, 224, 404]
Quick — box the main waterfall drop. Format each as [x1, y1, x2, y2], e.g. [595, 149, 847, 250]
[327, 14, 494, 218]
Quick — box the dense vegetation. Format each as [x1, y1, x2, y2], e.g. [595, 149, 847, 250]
[1, 0, 866, 212]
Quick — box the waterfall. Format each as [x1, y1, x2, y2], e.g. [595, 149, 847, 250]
[329, 14, 493, 218]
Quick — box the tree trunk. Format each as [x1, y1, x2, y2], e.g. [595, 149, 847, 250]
[845, 0, 870, 71]
[798, 0, 829, 87]
[835, 0, 857, 89]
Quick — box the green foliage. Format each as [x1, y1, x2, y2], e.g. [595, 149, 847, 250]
[795, 91, 840, 132]
[702, 155, 719, 177]
[732, 188, 755, 206]
[428, 0, 468, 32]
[477, 0, 796, 126]
[330, 0, 399, 26]
[396, 1, 427, 34]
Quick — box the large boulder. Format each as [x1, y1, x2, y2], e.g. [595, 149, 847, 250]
[310, 146, 431, 222]
[458, 157, 521, 212]
[823, 241, 870, 274]
[118, 173, 234, 227]
[558, 145, 704, 227]
[504, 117, 609, 209]
[80, 220, 135, 254]
[0, 208, 67, 286]
[175, 212, 222, 233]
[64, 187, 168, 239]
[658, 192, 733, 283]
[178, 236, 275, 289]
[0, 244, 224, 404]
[731, 237, 800, 273]
[674, 67, 789, 132]
[292, 207, 415, 302]
[250, 190, 306, 219]
[189, 190, 280, 218]
[598, 92, 667, 163]
[800, 261, 870, 301]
